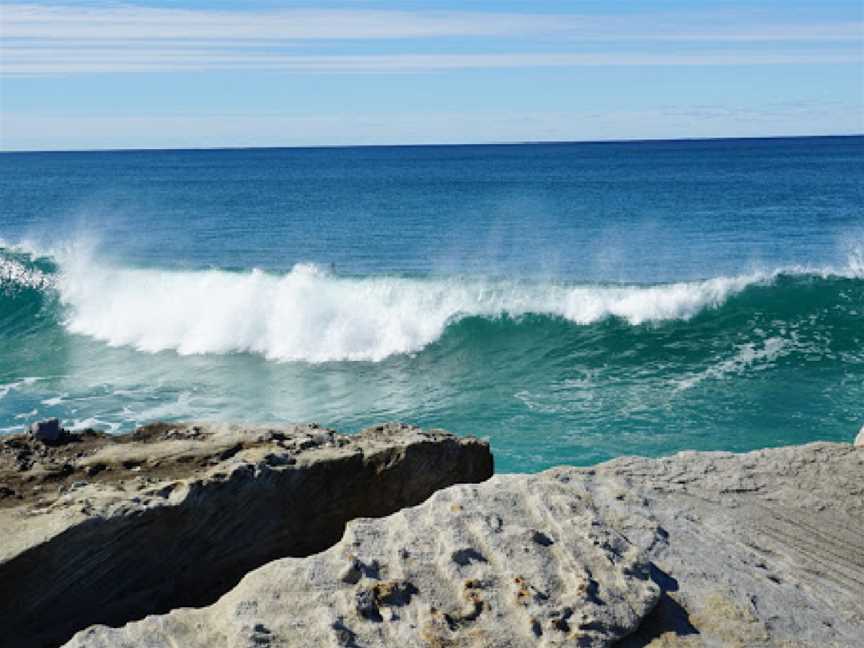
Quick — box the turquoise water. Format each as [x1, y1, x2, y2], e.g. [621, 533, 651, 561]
[1, 137, 862, 472]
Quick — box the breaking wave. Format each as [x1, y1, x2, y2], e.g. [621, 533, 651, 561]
[1, 244, 862, 363]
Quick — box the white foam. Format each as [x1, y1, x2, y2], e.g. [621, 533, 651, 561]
[673, 336, 791, 392]
[0, 255, 54, 292]
[67, 417, 122, 433]
[13, 231, 849, 364]
[0, 377, 40, 399]
[54, 249, 776, 362]
[123, 392, 194, 422]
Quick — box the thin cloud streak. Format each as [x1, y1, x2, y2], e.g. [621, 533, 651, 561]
[3, 51, 861, 76]
[4, 5, 588, 40]
[4, 4, 862, 41]
[2, 4, 861, 77]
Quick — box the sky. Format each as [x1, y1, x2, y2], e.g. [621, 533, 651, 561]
[0, 0, 862, 150]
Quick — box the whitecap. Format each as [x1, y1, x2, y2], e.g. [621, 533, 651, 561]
[44, 241, 864, 364]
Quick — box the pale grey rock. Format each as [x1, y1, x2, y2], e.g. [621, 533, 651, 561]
[591, 442, 864, 647]
[67, 471, 661, 648]
[0, 421, 492, 648]
[67, 441, 864, 648]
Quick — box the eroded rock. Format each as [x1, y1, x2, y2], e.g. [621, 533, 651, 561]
[66, 441, 864, 648]
[591, 442, 864, 647]
[0, 421, 492, 648]
[67, 470, 661, 647]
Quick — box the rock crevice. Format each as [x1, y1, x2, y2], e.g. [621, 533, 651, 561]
[3, 422, 862, 648]
[66, 440, 864, 648]
[0, 422, 493, 648]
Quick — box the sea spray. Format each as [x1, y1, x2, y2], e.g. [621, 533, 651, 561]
[56, 258, 767, 362]
[0, 255, 54, 293]
[2, 243, 862, 364]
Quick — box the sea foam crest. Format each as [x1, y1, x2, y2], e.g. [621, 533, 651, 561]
[57, 259, 766, 362]
[0, 254, 54, 292]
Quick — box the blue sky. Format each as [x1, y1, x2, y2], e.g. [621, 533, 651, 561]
[0, 0, 862, 150]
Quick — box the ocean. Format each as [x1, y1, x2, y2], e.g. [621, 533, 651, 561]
[1, 136, 862, 472]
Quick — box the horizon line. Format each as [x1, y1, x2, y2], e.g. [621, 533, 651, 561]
[1, 132, 861, 155]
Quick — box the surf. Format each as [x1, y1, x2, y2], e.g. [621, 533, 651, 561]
[52, 253, 776, 362]
[1, 243, 861, 364]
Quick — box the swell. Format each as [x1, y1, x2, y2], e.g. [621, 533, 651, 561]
[0, 250, 57, 339]
[1, 245, 862, 363]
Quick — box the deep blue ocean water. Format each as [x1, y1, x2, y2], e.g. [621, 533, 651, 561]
[1, 136, 862, 472]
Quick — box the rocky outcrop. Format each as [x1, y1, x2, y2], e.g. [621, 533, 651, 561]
[588, 441, 864, 647]
[65, 441, 864, 648]
[68, 470, 661, 648]
[28, 418, 64, 444]
[0, 421, 493, 648]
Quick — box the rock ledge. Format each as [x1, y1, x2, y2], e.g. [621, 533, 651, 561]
[0, 421, 493, 648]
[68, 441, 864, 648]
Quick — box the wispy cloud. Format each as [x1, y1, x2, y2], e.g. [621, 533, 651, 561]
[4, 4, 862, 42]
[3, 5, 575, 41]
[3, 50, 861, 76]
[1, 3, 861, 76]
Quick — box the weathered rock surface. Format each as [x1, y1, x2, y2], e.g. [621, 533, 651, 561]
[595, 441, 864, 647]
[0, 421, 493, 648]
[68, 470, 661, 648]
[66, 441, 864, 648]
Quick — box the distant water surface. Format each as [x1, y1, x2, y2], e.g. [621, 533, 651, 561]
[1, 136, 862, 471]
